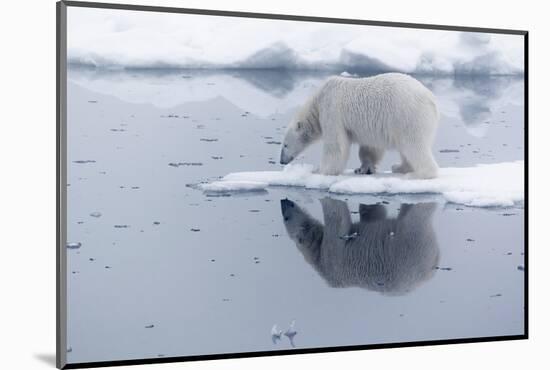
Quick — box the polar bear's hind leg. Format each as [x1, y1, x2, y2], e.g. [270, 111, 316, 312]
[392, 153, 413, 174]
[401, 145, 439, 179]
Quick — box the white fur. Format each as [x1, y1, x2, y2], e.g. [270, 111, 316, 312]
[280, 73, 440, 179]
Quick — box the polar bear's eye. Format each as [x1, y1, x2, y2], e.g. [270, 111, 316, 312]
[284, 144, 288, 148]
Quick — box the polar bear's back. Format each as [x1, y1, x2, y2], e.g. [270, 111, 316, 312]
[316, 73, 439, 148]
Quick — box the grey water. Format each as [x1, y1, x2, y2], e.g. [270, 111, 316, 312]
[66, 68, 525, 364]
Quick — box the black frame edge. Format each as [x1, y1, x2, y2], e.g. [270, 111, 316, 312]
[57, 1, 68, 369]
[63, 335, 527, 369]
[523, 32, 529, 339]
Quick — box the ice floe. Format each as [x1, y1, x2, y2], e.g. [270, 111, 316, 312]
[205, 161, 524, 207]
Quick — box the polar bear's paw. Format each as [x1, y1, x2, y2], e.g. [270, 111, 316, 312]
[354, 166, 375, 175]
[391, 163, 410, 174]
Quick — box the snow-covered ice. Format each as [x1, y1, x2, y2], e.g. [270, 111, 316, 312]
[214, 161, 524, 207]
[197, 180, 268, 193]
[67, 7, 524, 75]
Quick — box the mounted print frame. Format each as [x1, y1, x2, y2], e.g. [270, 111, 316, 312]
[57, 1, 528, 368]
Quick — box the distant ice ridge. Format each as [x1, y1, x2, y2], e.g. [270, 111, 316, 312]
[68, 7, 524, 76]
[207, 161, 524, 207]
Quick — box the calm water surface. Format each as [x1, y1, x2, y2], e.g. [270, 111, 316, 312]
[66, 68, 525, 363]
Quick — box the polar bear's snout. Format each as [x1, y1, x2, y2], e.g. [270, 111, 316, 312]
[280, 148, 294, 165]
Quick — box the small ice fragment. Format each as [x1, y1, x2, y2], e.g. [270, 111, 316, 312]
[439, 149, 460, 153]
[87, 100, 97, 103]
[389, 231, 395, 237]
[114, 225, 129, 228]
[490, 293, 502, 298]
[200, 138, 218, 142]
[89, 212, 102, 218]
[517, 265, 525, 271]
[271, 324, 282, 343]
[153, 221, 161, 225]
[190, 228, 200, 232]
[198, 181, 267, 193]
[73, 160, 96, 164]
[284, 320, 297, 347]
[168, 162, 203, 167]
[145, 324, 154, 329]
[67, 347, 72, 353]
[435, 266, 453, 271]
[66, 242, 81, 249]
[265, 141, 282, 145]
[105, 266, 111, 269]
[340, 232, 359, 241]
[466, 238, 475, 242]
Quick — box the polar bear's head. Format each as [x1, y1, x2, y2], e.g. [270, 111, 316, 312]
[280, 120, 309, 164]
[280, 100, 321, 165]
[280, 119, 322, 165]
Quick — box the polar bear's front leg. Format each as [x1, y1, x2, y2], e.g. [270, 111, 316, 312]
[355, 146, 384, 175]
[319, 132, 350, 176]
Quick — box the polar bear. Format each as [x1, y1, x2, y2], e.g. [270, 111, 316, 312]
[280, 198, 439, 294]
[280, 73, 440, 178]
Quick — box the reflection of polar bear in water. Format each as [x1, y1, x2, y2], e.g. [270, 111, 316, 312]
[280, 73, 440, 179]
[280, 198, 439, 295]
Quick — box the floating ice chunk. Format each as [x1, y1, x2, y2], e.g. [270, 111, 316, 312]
[169, 162, 203, 167]
[66, 242, 82, 249]
[198, 181, 268, 193]
[271, 324, 282, 343]
[89, 211, 102, 218]
[284, 320, 297, 347]
[216, 161, 524, 208]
